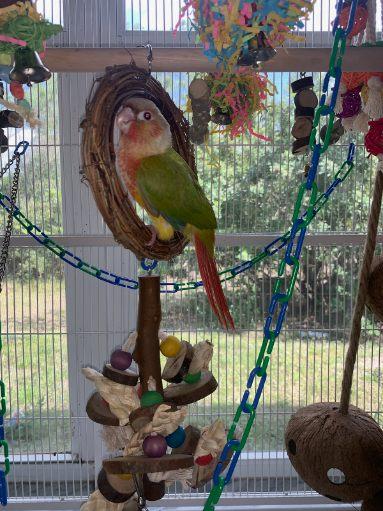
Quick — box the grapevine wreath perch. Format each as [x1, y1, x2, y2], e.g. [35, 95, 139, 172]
[81, 62, 197, 261]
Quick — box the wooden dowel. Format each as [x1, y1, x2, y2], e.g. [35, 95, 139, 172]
[133, 275, 163, 396]
[45, 46, 383, 73]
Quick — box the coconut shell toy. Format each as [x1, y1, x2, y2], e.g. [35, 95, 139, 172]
[285, 164, 383, 507]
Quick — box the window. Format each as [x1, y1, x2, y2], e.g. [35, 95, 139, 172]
[1, 0, 381, 507]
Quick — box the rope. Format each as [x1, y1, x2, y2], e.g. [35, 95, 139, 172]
[366, 0, 376, 44]
[339, 161, 383, 415]
[381, 0, 383, 41]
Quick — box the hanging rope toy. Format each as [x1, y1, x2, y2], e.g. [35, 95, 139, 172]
[175, 1, 313, 66]
[0, 0, 62, 126]
[285, 164, 383, 508]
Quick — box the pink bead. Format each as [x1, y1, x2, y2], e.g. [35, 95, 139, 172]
[10, 81, 24, 100]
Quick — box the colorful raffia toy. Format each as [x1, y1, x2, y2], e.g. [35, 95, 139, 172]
[188, 69, 274, 142]
[329, 0, 383, 135]
[175, 0, 313, 68]
[177, 1, 311, 141]
[206, 69, 274, 140]
[0, 0, 62, 127]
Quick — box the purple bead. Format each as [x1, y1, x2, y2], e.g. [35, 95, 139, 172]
[110, 349, 132, 371]
[143, 434, 167, 458]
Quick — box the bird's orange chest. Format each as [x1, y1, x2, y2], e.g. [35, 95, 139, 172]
[117, 148, 144, 205]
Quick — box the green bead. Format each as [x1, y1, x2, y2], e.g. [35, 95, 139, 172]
[140, 391, 164, 408]
[183, 372, 201, 384]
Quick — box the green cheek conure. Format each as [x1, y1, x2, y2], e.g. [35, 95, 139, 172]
[116, 98, 234, 330]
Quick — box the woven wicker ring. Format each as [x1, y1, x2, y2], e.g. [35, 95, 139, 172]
[81, 63, 196, 261]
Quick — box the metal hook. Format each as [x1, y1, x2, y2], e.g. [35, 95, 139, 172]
[132, 474, 149, 510]
[137, 43, 153, 74]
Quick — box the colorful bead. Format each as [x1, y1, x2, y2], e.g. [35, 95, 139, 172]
[110, 349, 132, 371]
[140, 390, 163, 408]
[183, 372, 201, 384]
[195, 453, 213, 466]
[166, 426, 186, 449]
[143, 434, 167, 458]
[160, 335, 182, 358]
[10, 81, 24, 100]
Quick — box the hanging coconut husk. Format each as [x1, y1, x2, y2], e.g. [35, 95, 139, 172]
[286, 169, 383, 504]
[285, 402, 383, 502]
[362, 490, 383, 511]
[81, 63, 197, 261]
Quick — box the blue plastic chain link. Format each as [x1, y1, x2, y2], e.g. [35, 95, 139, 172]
[203, 1, 358, 509]
[0, 153, 354, 294]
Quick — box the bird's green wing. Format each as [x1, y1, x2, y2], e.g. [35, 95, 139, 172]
[136, 148, 217, 231]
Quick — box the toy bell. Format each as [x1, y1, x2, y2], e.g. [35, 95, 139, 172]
[254, 32, 277, 62]
[9, 47, 51, 85]
[237, 31, 276, 67]
[211, 108, 232, 125]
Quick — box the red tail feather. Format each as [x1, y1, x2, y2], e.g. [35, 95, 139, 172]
[194, 234, 235, 330]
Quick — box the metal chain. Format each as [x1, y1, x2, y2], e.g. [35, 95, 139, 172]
[203, 1, 358, 509]
[0, 140, 29, 507]
[0, 154, 354, 293]
[0, 154, 21, 292]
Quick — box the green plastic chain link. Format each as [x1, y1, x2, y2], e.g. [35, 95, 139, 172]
[203, 0, 357, 506]
[0, 322, 9, 477]
[0, 154, 355, 295]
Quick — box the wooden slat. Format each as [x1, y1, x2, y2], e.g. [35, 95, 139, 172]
[45, 46, 383, 73]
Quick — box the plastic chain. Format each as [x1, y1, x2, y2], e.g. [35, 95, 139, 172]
[203, 1, 358, 509]
[0, 152, 354, 294]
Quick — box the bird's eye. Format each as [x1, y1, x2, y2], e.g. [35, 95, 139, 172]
[138, 111, 152, 121]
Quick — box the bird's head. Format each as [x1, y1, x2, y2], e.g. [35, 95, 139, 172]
[116, 98, 172, 159]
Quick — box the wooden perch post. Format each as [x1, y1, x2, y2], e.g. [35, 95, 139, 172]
[133, 275, 163, 395]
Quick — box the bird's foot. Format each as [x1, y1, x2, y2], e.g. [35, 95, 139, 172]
[145, 225, 158, 247]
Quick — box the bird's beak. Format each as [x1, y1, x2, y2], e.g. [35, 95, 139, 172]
[116, 107, 136, 132]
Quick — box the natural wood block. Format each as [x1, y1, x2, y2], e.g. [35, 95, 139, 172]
[294, 88, 318, 109]
[172, 425, 201, 456]
[291, 117, 313, 139]
[97, 468, 135, 503]
[142, 474, 166, 501]
[86, 392, 120, 426]
[162, 341, 194, 383]
[103, 454, 194, 474]
[103, 364, 139, 386]
[163, 371, 218, 406]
